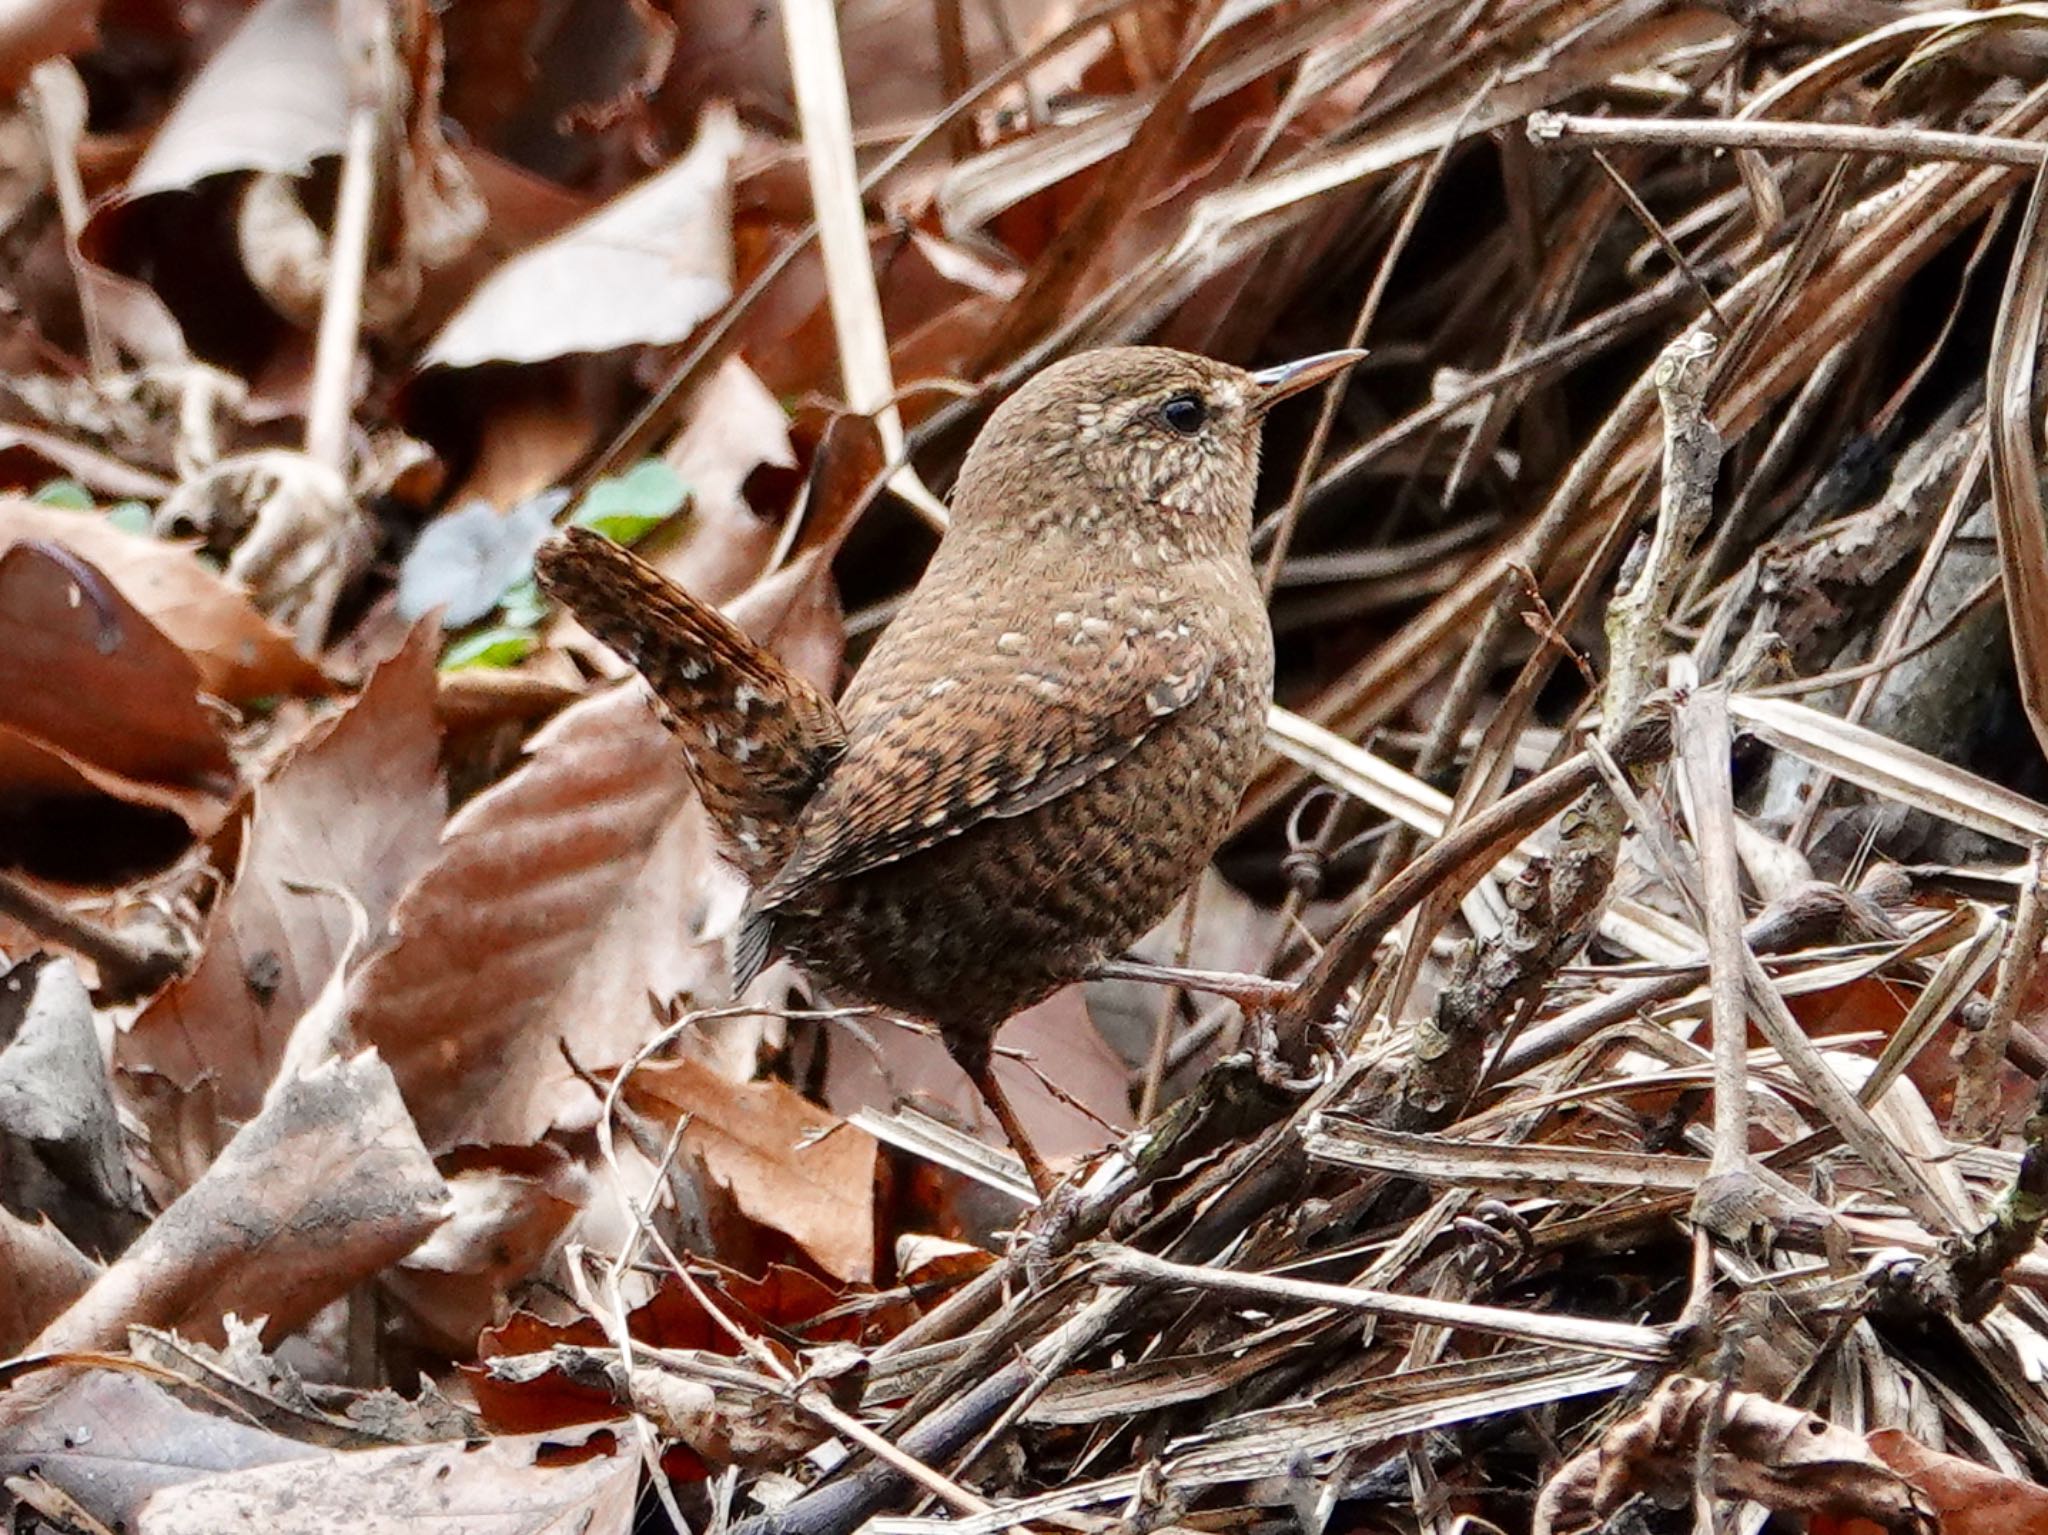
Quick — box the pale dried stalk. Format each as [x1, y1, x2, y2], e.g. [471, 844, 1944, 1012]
[781, 0, 946, 527]
[1088, 1246, 1671, 1360]
[1528, 110, 2048, 169]
[1954, 849, 2048, 1140]
[1675, 681, 1770, 1238]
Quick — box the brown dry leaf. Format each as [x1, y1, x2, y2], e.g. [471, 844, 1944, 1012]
[404, 147, 592, 343]
[384, 1142, 590, 1355]
[349, 685, 732, 1150]
[886, 230, 1023, 394]
[609, 1351, 824, 1470]
[1535, 1377, 1932, 1535]
[0, 1205, 99, 1354]
[783, 408, 886, 563]
[623, 1052, 878, 1283]
[422, 105, 743, 368]
[640, 354, 795, 604]
[30, 1049, 450, 1356]
[137, 1427, 635, 1535]
[722, 546, 847, 700]
[117, 0, 479, 346]
[0, 1371, 322, 1531]
[897, 1231, 996, 1291]
[124, 0, 346, 197]
[824, 984, 1132, 1167]
[233, 10, 483, 334]
[120, 625, 445, 1167]
[0, 538, 235, 830]
[1860, 1429, 2048, 1535]
[476, 1346, 820, 1476]
[0, 501, 324, 702]
[129, 1317, 483, 1448]
[471, 1260, 898, 1437]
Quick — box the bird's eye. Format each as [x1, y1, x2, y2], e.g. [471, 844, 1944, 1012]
[1160, 393, 1208, 436]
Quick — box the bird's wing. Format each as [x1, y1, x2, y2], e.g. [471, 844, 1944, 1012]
[755, 627, 1213, 909]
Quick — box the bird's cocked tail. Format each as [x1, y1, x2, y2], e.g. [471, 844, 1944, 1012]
[535, 527, 846, 883]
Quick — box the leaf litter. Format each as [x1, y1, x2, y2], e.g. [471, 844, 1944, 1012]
[12, 4, 2048, 1534]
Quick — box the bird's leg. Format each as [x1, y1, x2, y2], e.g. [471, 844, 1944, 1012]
[947, 1031, 1058, 1199]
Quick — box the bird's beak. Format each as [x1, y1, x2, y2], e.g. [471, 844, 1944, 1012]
[1247, 349, 1367, 417]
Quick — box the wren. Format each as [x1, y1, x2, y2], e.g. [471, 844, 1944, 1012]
[536, 345, 1362, 1196]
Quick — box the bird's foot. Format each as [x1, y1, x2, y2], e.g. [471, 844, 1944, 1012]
[1248, 1007, 1326, 1095]
[1089, 956, 1297, 1012]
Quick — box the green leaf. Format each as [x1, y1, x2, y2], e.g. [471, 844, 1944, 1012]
[440, 626, 537, 671]
[32, 478, 95, 510]
[498, 575, 548, 630]
[571, 460, 690, 544]
[105, 502, 152, 535]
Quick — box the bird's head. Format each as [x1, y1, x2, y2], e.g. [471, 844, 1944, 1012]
[950, 345, 1364, 561]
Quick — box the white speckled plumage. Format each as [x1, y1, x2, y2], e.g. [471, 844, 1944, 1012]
[538, 343, 1361, 1192]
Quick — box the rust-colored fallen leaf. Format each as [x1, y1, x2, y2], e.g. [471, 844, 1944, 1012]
[29, 1050, 450, 1355]
[0, 538, 235, 831]
[349, 685, 732, 1150]
[0, 1205, 99, 1355]
[485, 1344, 826, 1472]
[136, 1426, 635, 1535]
[471, 1260, 900, 1438]
[623, 1052, 878, 1283]
[120, 626, 444, 1171]
[1535, 1377, 1934, 1535]
[1853, 1428, 2048, 1535]
[638, 355, 795, 604]
[0, 501, 324, 702]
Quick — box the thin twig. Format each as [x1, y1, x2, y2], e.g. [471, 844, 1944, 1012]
[1955, 847, 2048, 1141]
[0, 871, 186, 1002]
[1529, 110, 2048, 170]
[1259, 69, 1497, 597]
[1087, 1246, 1671, 1360]
[1274, 705, 1675, 1039]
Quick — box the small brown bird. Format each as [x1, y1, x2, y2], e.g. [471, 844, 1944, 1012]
[537, 345, 1361, 1194]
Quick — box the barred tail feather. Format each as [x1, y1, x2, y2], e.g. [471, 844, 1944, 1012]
[535, 527, 845, 883]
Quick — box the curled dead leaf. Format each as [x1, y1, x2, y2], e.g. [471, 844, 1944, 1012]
[119, 626, 444, 1173]
[32, 1050, 451, 1356]
[622, 1052, 878, 1284]
[0, 537, 236, 832]
[1534, 1376, 1935, 1535]
[0, 500, 322, 703]
[423, 105, 742, 368]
